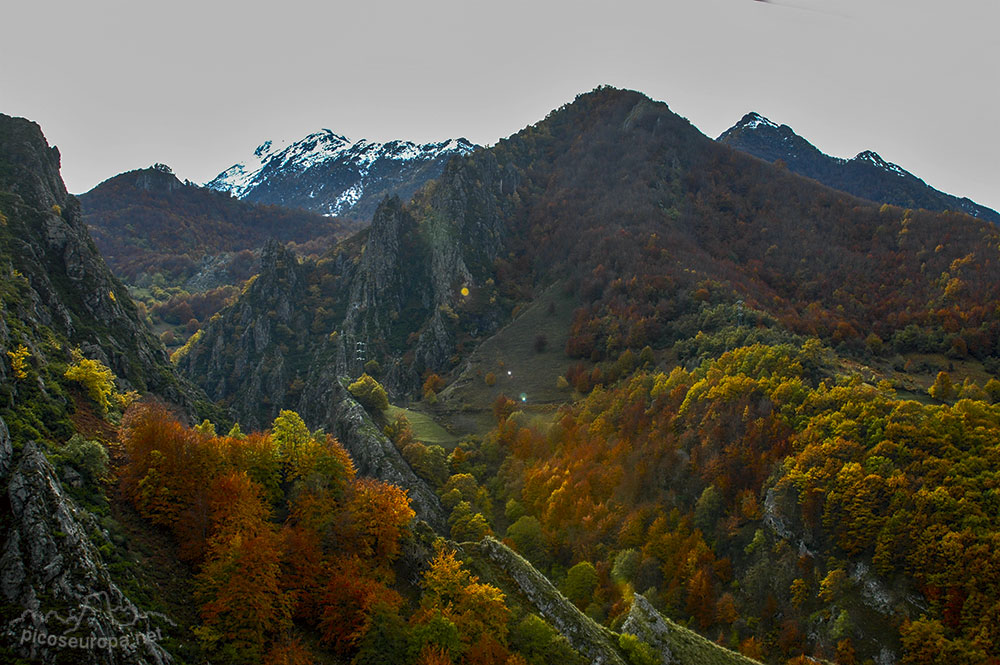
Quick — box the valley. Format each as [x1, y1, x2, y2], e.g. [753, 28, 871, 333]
[2, 86, 1000, 665]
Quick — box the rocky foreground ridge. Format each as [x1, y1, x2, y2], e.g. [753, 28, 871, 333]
[1, 420, 173, 665]
[0, 113, 205, 411]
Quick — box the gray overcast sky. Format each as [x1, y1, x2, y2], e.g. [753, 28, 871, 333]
[2, 0, 997, 211]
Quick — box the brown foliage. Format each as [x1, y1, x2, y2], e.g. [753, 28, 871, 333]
[319, 555, 403, 654]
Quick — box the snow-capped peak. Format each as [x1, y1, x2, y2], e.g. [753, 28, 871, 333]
[206, 131, 478, 217]
[740, 112, 780, 131]
[855, 150, 886, 166]
[854, 150, 908, 177]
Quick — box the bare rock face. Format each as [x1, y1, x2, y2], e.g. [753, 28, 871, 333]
[341, 197, 435, 395]
[333, 151, 511, 396]
[178, 239, 304, 429]
[0, 417, 11, 478]
[0, 432, 172, 664]
[0, 117, 68, 212]
[621, 594, 673, 665]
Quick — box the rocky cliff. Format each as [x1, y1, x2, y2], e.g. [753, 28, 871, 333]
[476, 537, 627, 665]
[174, 240, 311, 428]
[341, 150, 511, 391]
[173, 236, 449, 529]
[179, 145, 515, 420]
[0, 114, 209, 424]
[302, 376, 447, 532]
[177, 145, 522, 540]
[0, 430, 173, 665]
[620, 595, 674, 665]
[0, 114, 217, 663]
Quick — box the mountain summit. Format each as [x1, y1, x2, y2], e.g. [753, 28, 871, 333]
[79, 164, 358, 284]
[206, 130, 477, 219]
[718, 112, 1000, 223]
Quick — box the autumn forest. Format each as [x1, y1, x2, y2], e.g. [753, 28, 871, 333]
[3, 87, 1000, 665]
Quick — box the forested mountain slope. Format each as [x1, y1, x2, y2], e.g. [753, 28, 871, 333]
[0, 113, 216, 664]
[180, 87, 1000, 664]
[79, 164, 360, 285]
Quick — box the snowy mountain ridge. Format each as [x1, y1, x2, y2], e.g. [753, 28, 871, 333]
[718, 112, 999, 223]
[207, 130, 477, 218]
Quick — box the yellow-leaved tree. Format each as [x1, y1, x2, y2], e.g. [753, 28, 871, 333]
[348, 374, 390, 412]
[64, 351, 116, 412]
[7, 344, 30, 379]
[412, 545, 511, 659]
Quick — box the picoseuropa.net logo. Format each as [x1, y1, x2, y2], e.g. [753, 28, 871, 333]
[15, 590, 173, 655]
[20, 626, 163, 651]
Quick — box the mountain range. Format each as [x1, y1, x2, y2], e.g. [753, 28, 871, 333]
[79, 111, 997, 297]
[3, 88, 1000, 665]
[718, 112, 1000, 223]
[206, 130, 477, 219]
[182, 88, 1000, 416]
[178, 88, 1000, 663]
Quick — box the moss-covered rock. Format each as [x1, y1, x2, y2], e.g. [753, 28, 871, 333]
[475, 537, 627, 665]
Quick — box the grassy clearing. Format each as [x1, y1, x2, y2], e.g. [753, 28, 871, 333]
[840, 351, 994, 405]
[386, 405, 460, 448]
[432, 281, 582, 435]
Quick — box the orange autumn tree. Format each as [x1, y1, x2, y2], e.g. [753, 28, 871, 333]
[204, 470, 273, 545]
[120, 404, 221, 530]
[120, 404, 228, 560]
[119, 404, 444, 664]
[309, 478, 413, 655]
[263, 637, 315, 665]
[279, 525, 326, 621]
[318, 555, 404, 655]
[195, 471, 292, 663]
[343, 477, 415, 571]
